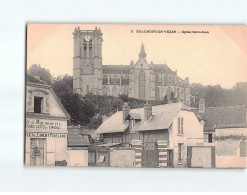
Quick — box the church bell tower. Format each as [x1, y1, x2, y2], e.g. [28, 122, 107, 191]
[73, 26, 103, 95]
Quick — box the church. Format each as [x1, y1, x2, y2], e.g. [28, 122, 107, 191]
[73, 27, 190, 105]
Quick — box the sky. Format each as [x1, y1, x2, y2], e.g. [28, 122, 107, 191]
[27, 24, 247, 89]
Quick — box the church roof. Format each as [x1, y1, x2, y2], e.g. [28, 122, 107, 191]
[102, 65, 130, 74]
[102, 64, 176, 74]
[153, 64, 174, 74]
[192, 105, 247, 131]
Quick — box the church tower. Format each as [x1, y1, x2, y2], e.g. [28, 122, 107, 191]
[73, 27, 103, 95]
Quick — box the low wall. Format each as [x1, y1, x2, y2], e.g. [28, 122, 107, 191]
[110, 149, 135, 167]
[216, 140, 246, 168]
[215, 128, 247, 168]
[65, 149, 88, 167]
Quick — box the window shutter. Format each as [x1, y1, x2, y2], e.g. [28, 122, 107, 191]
[178, 118, 180, 134]
[181, 118, 184, 134]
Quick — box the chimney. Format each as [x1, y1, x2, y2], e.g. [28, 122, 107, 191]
[122, 102, 130, 123]
[144, 101, 152, 121]
[198, 98, 205, 113]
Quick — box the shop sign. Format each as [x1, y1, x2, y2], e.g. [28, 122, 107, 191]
[26, 118, 65, 130]
[26, 132, 66, 138]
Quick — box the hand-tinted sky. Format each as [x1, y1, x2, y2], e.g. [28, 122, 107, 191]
[27, 24, 247, 88]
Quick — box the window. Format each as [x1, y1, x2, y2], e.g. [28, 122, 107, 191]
[155, 87, 160, 100]
[130, 120, 136, 134]
[123, 86, 128, 95]
[208, 133, 213, 143]
[112, 86, 118, 97]
[167, 87, 172, 98]
[155, 75, 159, 85]
[34, 97, 43, 114]
[83, 44, 87, 57]
[86, 85, 90, 94]
[139, 70, 146, 99]
[178, 143, 183, 161]
[102, 86, 108, 96]
[178, 117, 184, 134]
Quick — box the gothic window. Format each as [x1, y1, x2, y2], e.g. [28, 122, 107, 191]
[83, 43, 87, 58]
[102, 86, 108, 96]
[123, 86, 128, 96]
[155, 75, 159, 85]
[89, 40, 92, 58]
[155, 87, 160, 101]
[112, 86, 118, 97]
[139, 70, 146, 99]
[103, 75, 107, 85]
[164, 75, 168, 85]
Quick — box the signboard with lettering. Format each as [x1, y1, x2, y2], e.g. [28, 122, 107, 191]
[26, 118, 66, 131]
[26, 132, 66, 138]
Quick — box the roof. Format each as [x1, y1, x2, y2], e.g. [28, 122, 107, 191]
[95, 102, 191, 134]
[26, 75, 71, 120]
[102, 65, 130, 74]
[26, 74, 49, 85]
[193, 105, 247, 131]
[102, 64, 174, 75]
[67, 128, 91, 147]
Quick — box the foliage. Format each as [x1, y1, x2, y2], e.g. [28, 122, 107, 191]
[163, 95, 168, 104]
[190, 82, 247, 107]
[52, 75, 95, 126]
[27, 64, 53, 85]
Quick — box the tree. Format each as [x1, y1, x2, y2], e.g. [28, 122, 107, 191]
[163, 95, 168, 104]
[170, 92, 177, 103]
[52, 75, 95, 125]
[27, 64, 53, 85]
[190, 82, 247, 107]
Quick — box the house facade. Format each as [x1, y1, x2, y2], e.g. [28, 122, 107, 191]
[25, 75, 88, 167]
[95, 102, 204, 167]
[193, 99, 247, 168]
[72, 27, 190, 105]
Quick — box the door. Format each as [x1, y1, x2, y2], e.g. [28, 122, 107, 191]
[141, 150, 159, 168]
[191, 147, 212, 168]
[30, 138, 46, 166]
[88, 150, 96, 166]
[168, 150, 173, 167]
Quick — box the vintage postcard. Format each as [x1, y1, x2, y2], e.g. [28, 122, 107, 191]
[25, 24, 247, 168]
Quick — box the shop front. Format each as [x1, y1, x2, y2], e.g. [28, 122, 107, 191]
[25, 78, 71, 166]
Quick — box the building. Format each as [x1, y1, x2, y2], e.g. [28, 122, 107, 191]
[25, 75, 88, 166]
[72, 27, 190, 105]
[95, 102, 204, 168]
[193, 99, 247, 168]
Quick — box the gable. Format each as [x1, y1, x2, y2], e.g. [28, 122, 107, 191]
[26, 82, 70, 120]
[135, 57, 150, 69]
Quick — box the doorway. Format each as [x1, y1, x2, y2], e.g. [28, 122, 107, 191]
[30, 138, 46, 166]
[167, 150, 173, 167]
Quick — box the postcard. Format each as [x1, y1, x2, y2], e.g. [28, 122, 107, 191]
[25, 24, 247, 168]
